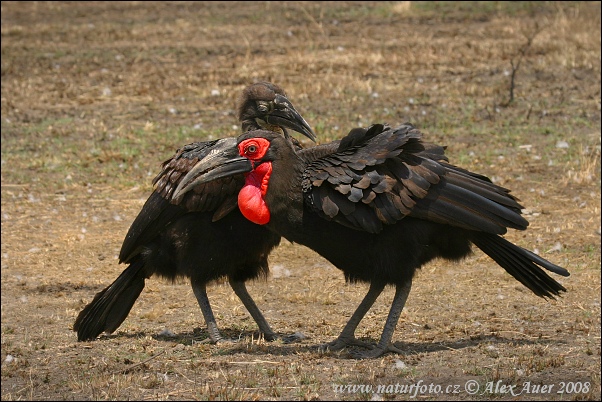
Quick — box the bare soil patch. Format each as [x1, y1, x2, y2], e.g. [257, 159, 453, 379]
[2, 2, 600, 400]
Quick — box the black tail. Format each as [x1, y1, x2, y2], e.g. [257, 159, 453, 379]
[73, 259, 146, 341]
[470, 233, 569, 299]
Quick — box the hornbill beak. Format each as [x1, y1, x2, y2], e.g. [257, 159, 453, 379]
[171, 138, 252, 202]
[265, 94, 316, 142]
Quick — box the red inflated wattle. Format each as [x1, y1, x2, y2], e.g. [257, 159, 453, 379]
[238, 161, 272, 225]
[239, 185, 270, 225]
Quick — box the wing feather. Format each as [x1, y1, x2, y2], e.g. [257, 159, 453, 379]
[121, 140, 243, 263]
[303, 123, 528, 235]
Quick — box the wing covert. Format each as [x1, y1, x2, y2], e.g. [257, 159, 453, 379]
[302, 123, 528, 235]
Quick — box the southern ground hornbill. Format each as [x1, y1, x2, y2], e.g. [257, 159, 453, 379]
[181, 123, 570, 358]
[73, 82, 315, 342]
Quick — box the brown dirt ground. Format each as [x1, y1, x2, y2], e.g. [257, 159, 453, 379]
[1, 2, 600, 400]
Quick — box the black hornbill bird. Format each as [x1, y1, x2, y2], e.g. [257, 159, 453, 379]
[73, 82, 315, 342]
[180, 123, 570, 358]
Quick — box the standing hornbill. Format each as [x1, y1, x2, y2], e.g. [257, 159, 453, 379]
[180, 123, 570, 358]
[73, 82, 316, 342]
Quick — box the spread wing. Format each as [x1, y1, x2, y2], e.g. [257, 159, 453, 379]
[119, 139, 243, 263]
[302, 123, 528, 234]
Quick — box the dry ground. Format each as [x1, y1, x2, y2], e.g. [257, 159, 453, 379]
[1, 1, 600, 400]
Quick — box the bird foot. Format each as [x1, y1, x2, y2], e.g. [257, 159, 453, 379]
[349, 343, 404, 359]
[319, 336, 376, 352]
[281, 332, 306, 344]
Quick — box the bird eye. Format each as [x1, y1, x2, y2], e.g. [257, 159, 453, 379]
[257, 102, 270, 114]
[239, 138, 269, 159]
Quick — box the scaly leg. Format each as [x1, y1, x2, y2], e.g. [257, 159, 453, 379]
[192, 282, 223, 343]
[351, 280, 412, 359]
[320, 281, 386, 352]
[229, 279, 278, 341]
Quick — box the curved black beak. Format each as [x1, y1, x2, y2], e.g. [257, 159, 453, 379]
[266, 94, 316, 142]
[171, 138, 252, 202]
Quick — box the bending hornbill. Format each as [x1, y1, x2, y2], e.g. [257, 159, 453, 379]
[73, 82, 315, 342]
[180, 123, 570, 358]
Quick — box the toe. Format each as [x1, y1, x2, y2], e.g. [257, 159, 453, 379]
[281, 332, 306, 344]
[350, 347, 386, 359]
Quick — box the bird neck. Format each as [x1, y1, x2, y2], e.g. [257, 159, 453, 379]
[260, 155, 306, 232]
[237, 151, 305, 231]
[238, 162, 272, 225]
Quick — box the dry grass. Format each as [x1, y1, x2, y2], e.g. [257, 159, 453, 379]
[2, 1, 600, 400]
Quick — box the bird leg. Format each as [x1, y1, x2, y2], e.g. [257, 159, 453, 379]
[229, 280, 278, 341]
[191, 282, 224, 343]
[350, 280, 412, 359]
[319, 281, 386, 352]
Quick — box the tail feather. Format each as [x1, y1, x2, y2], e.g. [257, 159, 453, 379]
[471, 233, 569, 299]
[73, 259, 146, 341]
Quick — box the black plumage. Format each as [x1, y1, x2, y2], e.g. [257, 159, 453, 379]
[73, 82, 315, 342]
[187, 122, 569, 358]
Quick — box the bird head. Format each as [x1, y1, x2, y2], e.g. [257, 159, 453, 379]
[171, 131, 287, 201]
[172, 131, 292, 225]
[238, 82, 316, 143]
[171, 137, 246, 201]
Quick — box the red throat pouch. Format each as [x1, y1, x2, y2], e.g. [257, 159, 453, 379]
[238, 162, 272, 225]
